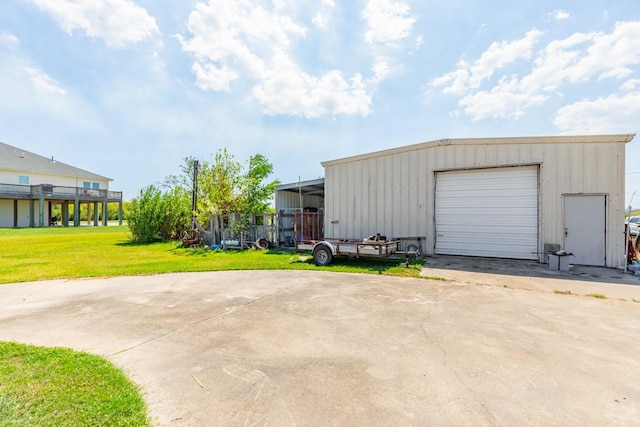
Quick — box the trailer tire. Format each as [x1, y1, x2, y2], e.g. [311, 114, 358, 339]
[313, 244, 333, 266]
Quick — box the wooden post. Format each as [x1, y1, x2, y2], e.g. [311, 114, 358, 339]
[93, 201, 99, 226]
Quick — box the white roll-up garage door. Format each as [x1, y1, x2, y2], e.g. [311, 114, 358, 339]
[435, 166, 539, 260]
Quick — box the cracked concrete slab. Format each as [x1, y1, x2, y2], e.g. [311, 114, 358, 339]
[1, 269, 639, 426]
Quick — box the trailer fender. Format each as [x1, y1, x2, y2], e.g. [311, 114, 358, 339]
[312, 243, 335, 266]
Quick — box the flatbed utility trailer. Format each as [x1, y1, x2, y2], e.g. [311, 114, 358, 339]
[296, 238, 420, 266]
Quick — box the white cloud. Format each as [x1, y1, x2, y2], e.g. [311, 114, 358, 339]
[470, 30, 543, 86]
[312, 0, 335, 30]
[253, 65, 372, 118]
[408, 35, 423, 55]
[431, 21, 640, 121]
[432, 29, 543, 96]
[414, 36, 423, 50]
[31, 0, 160, 48]
[598, 67, 632, 80]
[312, 13, 328, 30]
[548, 9, 570, 21]
[362, 0, 416, 44]
[179, 0, 387, 118]
[178, 1, 305, 91]
[568, 21, 640, 83]
[622, 79, 640, 91]
[459, 75, 549, 120]
[371, 59, 390, 83]
[0, 31, 19, 46]
[19, 67, 66, 95]
[553, 92, 640, 133]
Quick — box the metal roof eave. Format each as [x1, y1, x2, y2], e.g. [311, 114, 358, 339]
[321, 133, 636, 167]
[275, 178, 325, 195]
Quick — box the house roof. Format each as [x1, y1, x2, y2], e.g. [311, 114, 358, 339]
[0, 141, 112, 181]
[321, 134, 636, 167]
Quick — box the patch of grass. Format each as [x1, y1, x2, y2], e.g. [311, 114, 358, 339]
[0, 341, 149, 427]
[0, 227, 426, 284]
[554, 289, 572, 295]
[587, 293, 607, 299]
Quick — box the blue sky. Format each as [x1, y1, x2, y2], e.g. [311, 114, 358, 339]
[1, 0, 639, 206]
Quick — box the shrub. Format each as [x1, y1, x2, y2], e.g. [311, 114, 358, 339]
[127, 185, 191, 243]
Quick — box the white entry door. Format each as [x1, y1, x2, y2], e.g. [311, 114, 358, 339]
[563, 195, 605, 266]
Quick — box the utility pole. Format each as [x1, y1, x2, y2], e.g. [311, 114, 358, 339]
[192, 160, 199, 228]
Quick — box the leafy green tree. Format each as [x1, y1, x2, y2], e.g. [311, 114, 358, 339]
[122, 201, 132, 220]
[136, 149, 278, 242]
[198, 148, 243, 215]
[164, 156, 199, 193]
[238, 154, 280, 214]
[170, 149, 278, 218]
[107, 202, 125, 221]
[127, 185, 191, 243]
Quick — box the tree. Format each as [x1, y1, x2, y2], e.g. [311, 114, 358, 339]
[130, 149, 278, 243]
[127, 185, 191, 243]
[170, 149, 278, 218]
[198, 148, 243, 215]
[164, 156, 199, 192]
[238, 154, 280, 214]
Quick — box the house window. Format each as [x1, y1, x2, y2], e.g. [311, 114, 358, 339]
[18, 175, 29, 184]
[83, 182, 90, 189]
[92, 182, 99, 190]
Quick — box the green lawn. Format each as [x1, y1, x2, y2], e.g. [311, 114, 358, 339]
[0, 342, 149, 427]
[0, 226, 422, 284]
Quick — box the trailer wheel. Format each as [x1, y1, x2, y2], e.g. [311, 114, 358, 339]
[313, 245, 333, 266]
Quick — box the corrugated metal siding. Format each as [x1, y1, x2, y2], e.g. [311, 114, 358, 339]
[275, 191, 323, 212]
[323, 137, 628, 267]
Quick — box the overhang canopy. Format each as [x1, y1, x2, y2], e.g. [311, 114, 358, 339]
[275, 178, 325, 197]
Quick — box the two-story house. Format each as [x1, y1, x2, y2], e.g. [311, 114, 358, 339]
[0, 141, 123, 228]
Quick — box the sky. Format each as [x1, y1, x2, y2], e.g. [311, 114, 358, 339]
[1, 0, 640, 207]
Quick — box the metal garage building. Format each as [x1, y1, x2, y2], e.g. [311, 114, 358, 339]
[321, 134, 635, 268]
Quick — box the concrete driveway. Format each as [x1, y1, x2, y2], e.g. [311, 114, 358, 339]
[1, 268, 639, 426]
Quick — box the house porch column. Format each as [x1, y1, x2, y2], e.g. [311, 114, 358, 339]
[74, 198, 80, 227]
[93, 201, 99, 226]
[38, 197, 45, 228]
[29, 200, 34, 228]
[62, 202, 69, 227]
[102, 200, 108, 226]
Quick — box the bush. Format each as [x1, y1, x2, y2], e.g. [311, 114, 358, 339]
[127, 185, 191, 243]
